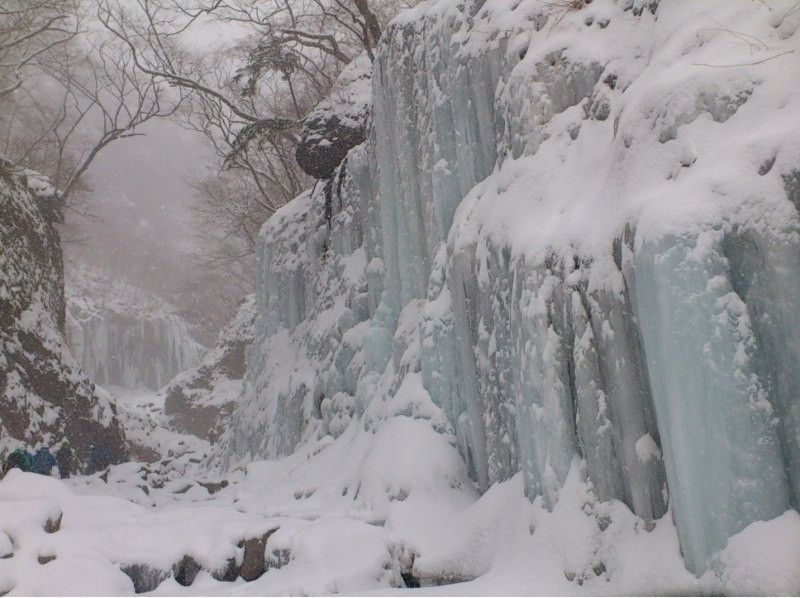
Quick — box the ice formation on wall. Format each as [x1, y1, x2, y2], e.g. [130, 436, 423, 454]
[223, 0, 800, 575]
[66, 266, 204, 391]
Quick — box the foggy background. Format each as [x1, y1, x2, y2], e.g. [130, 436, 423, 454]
[63, 121, 232, 342]
[4, 0, 407, 345]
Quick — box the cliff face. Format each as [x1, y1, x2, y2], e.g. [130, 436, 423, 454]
[163, 295, 255, 443]
[0, 160, 127, 472]
[223, 0, 800, 576]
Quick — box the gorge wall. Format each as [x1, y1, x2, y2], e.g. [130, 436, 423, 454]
[0, 160, 127, 471]
[163, 295, 255, 443]
[222, 0, 800, 575]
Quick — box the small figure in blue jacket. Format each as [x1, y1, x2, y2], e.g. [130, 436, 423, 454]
[31, 446, 57, 476]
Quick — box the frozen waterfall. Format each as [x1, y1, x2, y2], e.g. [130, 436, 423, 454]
[66, 266, 204, 391]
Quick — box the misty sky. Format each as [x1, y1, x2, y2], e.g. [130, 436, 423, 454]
[64, 120, 216, 300]
[59, 12, 254, 336]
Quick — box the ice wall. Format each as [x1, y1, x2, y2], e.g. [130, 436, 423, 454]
[67, 266, 204, 391]
[225, 0, 800, 574]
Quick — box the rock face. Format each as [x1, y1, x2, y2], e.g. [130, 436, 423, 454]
[162, 296, 255, 443]
[66, 265, 204, 391]
[238, 529, 278, 582]
[295, 54, 372, 181]
[0, 160, 127, 471]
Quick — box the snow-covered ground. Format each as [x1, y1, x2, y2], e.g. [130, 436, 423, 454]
[2, 389, 800, 596]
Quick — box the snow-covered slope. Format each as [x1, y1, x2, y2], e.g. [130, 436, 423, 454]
[161, 295, 255, 443]
[222, 0, 800, 584]
[0, 160, 128, 471]
[66, 265, 204, 391]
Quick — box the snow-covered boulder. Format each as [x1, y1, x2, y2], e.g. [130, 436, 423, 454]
[223, 0, 800, 585]
[0, 470, 281, 594]
[66, 265, 204, 391]
[295, 54, 372, 180]
[0, 160, 127, 471]
[162, 295, 255, 443]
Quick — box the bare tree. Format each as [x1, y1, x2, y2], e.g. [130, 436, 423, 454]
[0, 1, 177, 206]
[95, 0, 415, 275]
[0, 0, 80, 98]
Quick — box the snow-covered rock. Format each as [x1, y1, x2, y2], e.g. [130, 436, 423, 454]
[162, 295, 256, 443]
[66, 265, 204, 391]
[0, 160, 128, 471]
[103, 386, 212, 469]
[223, 0, 800, 584]
[0, 470, 279, 595]
[295, 54, 372, 181]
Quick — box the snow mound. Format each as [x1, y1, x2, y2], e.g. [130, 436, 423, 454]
[6, 420, 799, 595]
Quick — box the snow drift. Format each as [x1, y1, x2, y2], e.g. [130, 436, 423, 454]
[222, 0, 800, 584]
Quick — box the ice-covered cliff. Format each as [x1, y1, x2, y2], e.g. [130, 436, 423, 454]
[0, 160, 128, 471]
[223, 0, 800, 580]
[66, 265, 204, 391]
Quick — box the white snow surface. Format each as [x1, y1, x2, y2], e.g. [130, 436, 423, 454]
[1, 417, 799, 595]
[306, 53, 372, 133]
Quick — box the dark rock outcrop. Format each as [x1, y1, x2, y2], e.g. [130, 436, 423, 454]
[0, 159, 127, 472]
[295, 55, 372, 180]
[120, 528, 279, 593]
[37, 553, 56, 565]
[162, 295, 255, 443]
[239, 529, 278, 582]
[172, 555, 202, 586]
[44, 510, 62, 533]
[121, 564, 170, 594]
